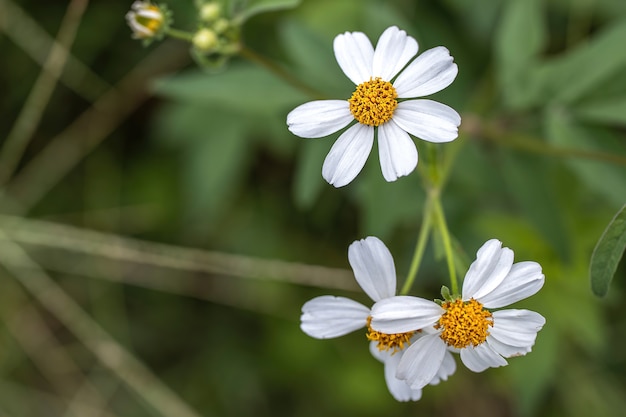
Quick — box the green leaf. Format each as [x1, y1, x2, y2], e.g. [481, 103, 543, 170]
[494, 0, 546, 108]
[574, 96, 626, 126]
[545, 108, 626, 207]
[152, 102, 252, 234]
[233, 0, 301, 23]
[355, 157, 425, 240]
[152, 64, 307, 115]
[292, 139, 329, 210]
[590, 204, 626, 297]
[495, 0, 545, 70]
[531, 18, 626, 105]
[278, 20, 349, 96]
[499, 150, 570, 260]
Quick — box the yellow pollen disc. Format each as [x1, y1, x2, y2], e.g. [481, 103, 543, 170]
[436, 298, 493, 349]
[366, 316, 416, 353]
[349, 77, 398, 126]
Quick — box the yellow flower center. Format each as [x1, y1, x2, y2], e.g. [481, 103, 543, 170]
[348, 77, 398, 126]
[436, 298, 493, 349]
[366, 316, 416, 353]
[137, 6, 163, 33]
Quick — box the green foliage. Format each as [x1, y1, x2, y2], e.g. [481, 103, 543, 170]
[545, 108, 626, 207]
[2, 0, 626, 416]
[231, 0, 302, 23]
[590, 204, 626, 297]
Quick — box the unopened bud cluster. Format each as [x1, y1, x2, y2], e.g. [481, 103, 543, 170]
[126, 1, 240, 67]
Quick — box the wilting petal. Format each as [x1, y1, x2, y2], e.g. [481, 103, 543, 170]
[462, 239, 514, 301]
[480, 262, 545, 308]
[348, 236, 397, 301]
[287, 100, 353, 138]
[394, 46, 458, 98]
[378, 121, 418, 181]
[392, 100, 460, 143]
[459, 342, 508, 372]
[372, 26, 418, 81]
[322, 123, 374, 187]
[370, 296, 443, 334]
[334, 31, 374, 85]
[396, 334, 447, 390]
[300, 296, 370, 338]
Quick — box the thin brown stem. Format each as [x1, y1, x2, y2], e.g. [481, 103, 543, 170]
[462, 114, 626, 166]
[239, 45, 327, 99]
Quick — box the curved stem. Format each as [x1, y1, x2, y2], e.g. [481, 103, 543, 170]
[166, 28, 194, 42]
[431, 194, 458, 295]
[401, 198, 433, 295]
[239, 46, 326, 99]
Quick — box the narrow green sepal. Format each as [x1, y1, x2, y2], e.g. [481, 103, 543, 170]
[441, 285, 452, 301]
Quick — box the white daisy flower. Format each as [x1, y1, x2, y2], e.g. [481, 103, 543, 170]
[287, 26, 461, 187]
[126, 1, 166, 40]
[301, 236, 455, 402]
[369, 239, 546, 390]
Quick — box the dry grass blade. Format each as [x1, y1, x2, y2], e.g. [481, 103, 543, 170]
[0, 0, 109, 101]
[0, 0, 90, 184]
[0, 230, 205, 417]
[0, 214, 358, 291]
[0, 40, 190, 214]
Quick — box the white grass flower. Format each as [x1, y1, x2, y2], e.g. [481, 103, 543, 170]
[370, 239, 546, 390]
[300, 236, 455, 401]
[287, 26, 461, 187]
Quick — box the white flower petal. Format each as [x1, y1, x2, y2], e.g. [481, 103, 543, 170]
[394, 46, 458, 98]
[459, 342, 508, 373]
[369, 340, 385, 363]
[287, 100, 353, 138]
[396, 334, 447, 390]
[127, 15, 154, 37]
[392, 100, 461, 143]
[370, 296, 443, 334]
[137, 9, 162, 19]
[383, 348, 423, 402]
[348, 236, 397, 301]
[300, 296, 370, 338]
[480, 261, 545, 309]
[322, 123, 374, 187]
[334, 31, 374, 85]
[378, 121, 418, 181]
[462, 239, 514, 301]
[372, 26, 419, 81]
[487, 309, 545, 357]
[429, 350, 456, 385]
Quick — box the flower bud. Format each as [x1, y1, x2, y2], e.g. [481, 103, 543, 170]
[192, 28, 219, 52]
[199, 2, 221, 22]
[126, 1, 166, 40]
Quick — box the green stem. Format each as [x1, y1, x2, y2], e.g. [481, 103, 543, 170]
[401, 198, 433, 295]
[465, 114, 626, 166]
[431, 194, 458, 295]
[166, 28, 194, 42]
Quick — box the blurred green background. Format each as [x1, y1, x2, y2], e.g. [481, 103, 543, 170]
[1, 0, 626, 416]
